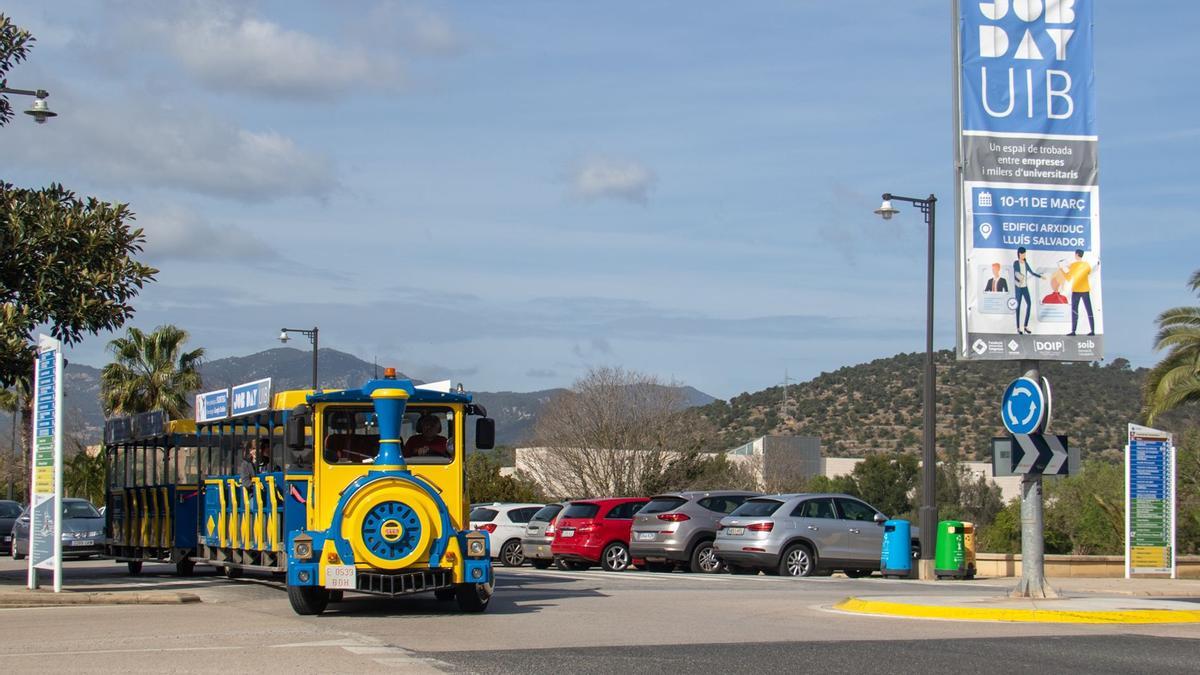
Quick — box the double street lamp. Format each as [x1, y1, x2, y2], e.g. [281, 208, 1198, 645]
[279, 327, 319, 390]
[0, 86, 57, 124]
[874, 192, 938, 580]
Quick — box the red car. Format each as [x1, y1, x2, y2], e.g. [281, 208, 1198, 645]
[551, 497, 648, 571]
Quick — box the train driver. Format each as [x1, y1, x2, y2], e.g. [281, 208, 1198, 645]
[404, 413, 450, 459]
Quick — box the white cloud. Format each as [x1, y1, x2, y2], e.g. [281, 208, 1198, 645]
[138, 206, 278, 262]
[143, 11, 402, 98]
[365, 2, 467, 56]
[570, 157, 657, 204]
[2, 90, 335, 202]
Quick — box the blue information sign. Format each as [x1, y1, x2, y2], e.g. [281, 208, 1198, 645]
[231, 378, 272, 417]
[195, 388, 230, 423]
[1001, 377, 1045, 435]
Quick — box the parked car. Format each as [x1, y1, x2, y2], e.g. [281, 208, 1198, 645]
[469, 502, 545, 567]
[0, 500, 23, 554]
[713, 493, 896, 577]
[11, 498, 106, 560]
[552, 497, 648, 572]
[630, 490, 759, 573]
[521, 502, 566, 569]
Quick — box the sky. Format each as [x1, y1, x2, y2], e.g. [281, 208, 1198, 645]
[2, 1, 1196, 399]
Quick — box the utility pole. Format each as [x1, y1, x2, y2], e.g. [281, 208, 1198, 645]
[1012, 360, 1058, 598]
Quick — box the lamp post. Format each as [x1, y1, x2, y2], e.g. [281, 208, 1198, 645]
[0, 87, 57, 124]
[279, 327, 319, 390]
[874, 192, 938, 580]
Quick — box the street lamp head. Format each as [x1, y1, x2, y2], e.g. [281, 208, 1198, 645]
[874, 197, 900, 221]
[24, 97, 56, 124]
[278, 330, 290, 344]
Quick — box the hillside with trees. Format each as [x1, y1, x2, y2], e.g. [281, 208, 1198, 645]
[695, 350, 1200, 461]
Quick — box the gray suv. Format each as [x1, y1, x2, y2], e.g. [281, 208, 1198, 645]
[521, 503, 566, 569]
[630, 491, 759, 573]
[713, 493, 891, 577]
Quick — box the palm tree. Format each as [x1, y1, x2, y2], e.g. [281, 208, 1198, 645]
[1143, 269, 1200, 424]
[64, 446, 106, 505]
[100, 325, 205, 419]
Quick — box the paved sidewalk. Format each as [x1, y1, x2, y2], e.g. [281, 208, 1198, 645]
[0, 588, 201, 607]
[966, 576, 1200, 597]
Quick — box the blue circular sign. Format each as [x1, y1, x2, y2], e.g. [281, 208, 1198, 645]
[1001, 377, 1045, 435]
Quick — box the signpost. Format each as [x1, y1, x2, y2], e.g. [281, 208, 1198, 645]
[1125, 424, 1175, 578]
[29, 335, 63, 592]
[1001, 376, 1047, 435]
[993, 435, 1077, 477]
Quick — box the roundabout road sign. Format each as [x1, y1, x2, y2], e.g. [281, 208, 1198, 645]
[1002, 377, 1046, 435]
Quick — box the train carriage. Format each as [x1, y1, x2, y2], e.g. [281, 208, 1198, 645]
[102, 411, 202, 575]
[198, 369, 496, 614]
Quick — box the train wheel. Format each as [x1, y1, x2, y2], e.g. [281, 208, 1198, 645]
[499, 539, 525, 567]
[175, 559, 195, 577]
[223, 565, 243, 579]
[287, 585, 329, 615]
[454, 582, 492, 612]
[127, 560, 143, 575]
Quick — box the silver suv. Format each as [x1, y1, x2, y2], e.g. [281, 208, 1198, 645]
[713, 493, 890, 577]
[521, 503, 566, 569]
[630, 491, 759, 573]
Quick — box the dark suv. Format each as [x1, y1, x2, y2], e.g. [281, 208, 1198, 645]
[629, 490, 759, 573]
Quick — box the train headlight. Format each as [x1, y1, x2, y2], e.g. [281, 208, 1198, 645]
[293, 533, 314, 560]
[466, 531, 486, 557]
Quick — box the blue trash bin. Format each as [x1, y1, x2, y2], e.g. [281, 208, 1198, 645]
[881, 519, 912, 578]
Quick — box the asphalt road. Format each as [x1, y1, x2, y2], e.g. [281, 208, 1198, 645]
[0, 558, 1197, 673]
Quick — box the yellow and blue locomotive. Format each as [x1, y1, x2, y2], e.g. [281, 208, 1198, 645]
[103, 369, 496, 615]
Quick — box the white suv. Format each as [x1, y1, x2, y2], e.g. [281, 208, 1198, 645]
[470, 502, 545, 567]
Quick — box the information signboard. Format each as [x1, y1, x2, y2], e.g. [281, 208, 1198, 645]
[955, 0, 1103, 361]
[231, 378, 272, 417]
[1125, 424, 1175, 578]
[195, 388, 230, 423]
[29, 335, 63, 591]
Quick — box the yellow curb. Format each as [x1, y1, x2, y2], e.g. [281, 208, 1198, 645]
[834, 597, 1200, 624]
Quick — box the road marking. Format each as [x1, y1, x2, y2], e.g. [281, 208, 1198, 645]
[834, 597, 1200, 624]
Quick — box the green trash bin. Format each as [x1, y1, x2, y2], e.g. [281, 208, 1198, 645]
[934, 520, 968, 579]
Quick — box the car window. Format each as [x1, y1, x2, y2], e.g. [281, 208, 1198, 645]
[63, 501, 101, 519]
[469, 507, 498, 522]
[561, 503, 600, 519]
[641, 497, 687, 515]
[507, 507, 539, 524]
[731, 499, 783, 517]
[792, 498, 836, 519]
[699, 496, 748, 514]
[530, 504, 563, 523]
[605, 502, 633, 519]
[836, 498, 880, 522]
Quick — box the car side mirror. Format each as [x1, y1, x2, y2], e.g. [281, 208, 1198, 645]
[286, 405, 309, 450]
[874, 513, 887, 525]
[475, 417, 496, 450]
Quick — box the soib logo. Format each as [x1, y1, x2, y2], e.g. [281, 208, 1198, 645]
[963, 1, 1094, 137]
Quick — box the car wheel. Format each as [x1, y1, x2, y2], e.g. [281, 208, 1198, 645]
[530, 559, 552, 570]
[287, 585, 329, 615]
[689, 541, 723, 574]
[726, 564, 757, 575]
[601, 542, 630, 572]
[12, 545, 24, 561]
[779, 543, 816, 577]
[499, 539, 525, 567]
[127, 560, 143, 575]
[455, 581, 493, 612]
[844, 568, 872, 578]
[223, 564, 243, 579]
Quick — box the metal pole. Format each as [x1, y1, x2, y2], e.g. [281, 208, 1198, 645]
[1012, 360, 1057, 598]
[8, 402, 15, 500]
[310, 327, 319, 390]
[918, 196, 938, 580]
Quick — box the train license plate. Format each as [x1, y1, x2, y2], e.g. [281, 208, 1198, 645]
[71, 540, 94, 546]
[560, 529, 575, 538]
[725, 527, 745, 536]
[636, 532, 655, 541]
[326, 565, 357, 590]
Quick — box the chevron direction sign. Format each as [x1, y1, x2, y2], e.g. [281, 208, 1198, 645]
[992, 434, 1077, 477]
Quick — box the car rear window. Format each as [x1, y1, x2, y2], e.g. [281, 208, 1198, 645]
[561, 503, 600, 519]
[469, 507, 499, 522]
[731, 499, 783, 517]
[531, 504, 564, 523]
[640, 497, 688, 514]
[0, 502, 21, 518]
